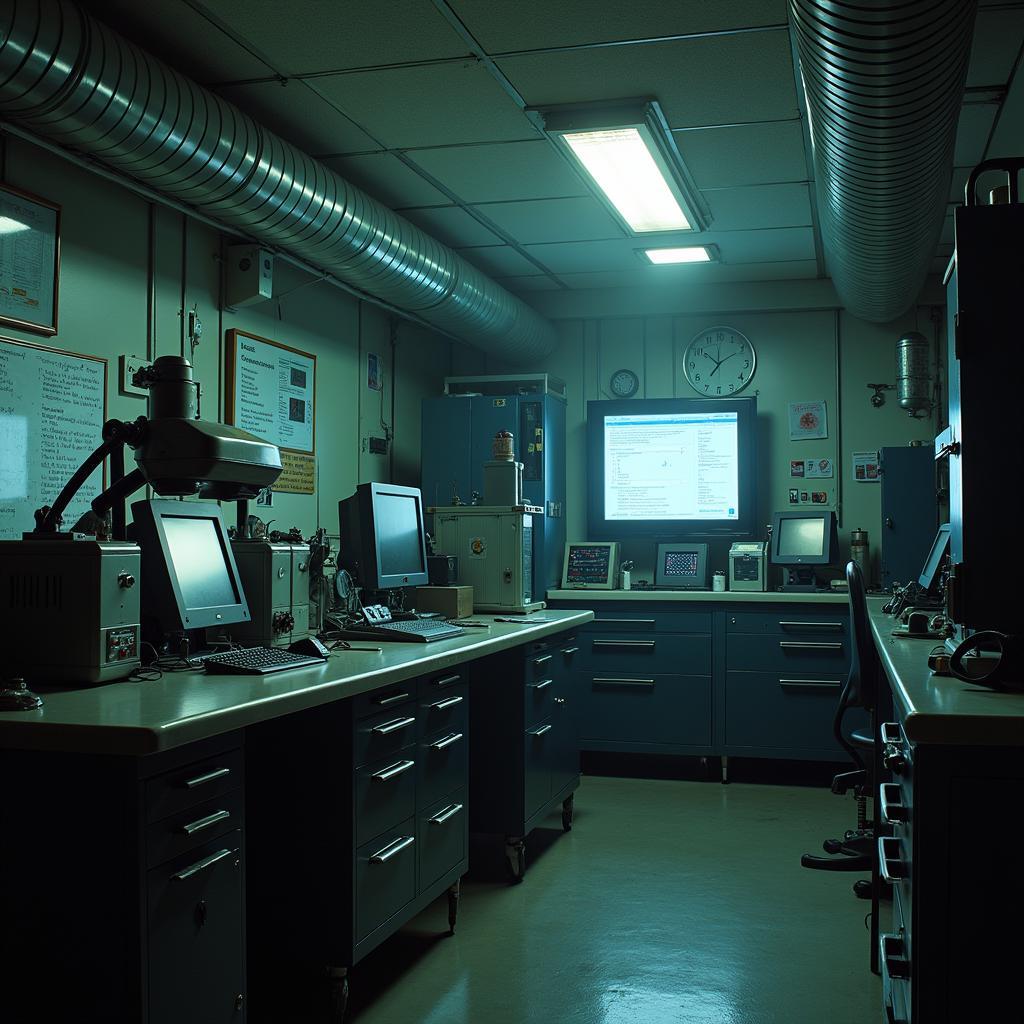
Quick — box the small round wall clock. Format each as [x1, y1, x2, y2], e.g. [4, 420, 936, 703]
[683, 327, 756, 397]
[609, 367, 640, 398]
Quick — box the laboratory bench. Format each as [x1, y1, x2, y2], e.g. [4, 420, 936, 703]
[868, 598, 1024, 1024]
[0, 609, 590, 1023]
[546, 588, 855, 779]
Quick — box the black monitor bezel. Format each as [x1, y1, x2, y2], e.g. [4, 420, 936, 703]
[654, 542, 709, 590]
[918, 522, 951, 592]
[769, 509, 839, 566]
[586, 396, 758, 540]
[131, 498, 250, 632]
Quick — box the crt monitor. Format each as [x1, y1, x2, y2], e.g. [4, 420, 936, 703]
[338, 482, 429, 589]
[130, 498, 250, 633]
[769, 510, 839, 567]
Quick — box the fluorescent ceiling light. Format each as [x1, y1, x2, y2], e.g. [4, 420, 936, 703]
[538, 100, 709, 236]
[563, 128, 690, 232]
[0, 216, 31, 235]
[643, 246, 713, 265]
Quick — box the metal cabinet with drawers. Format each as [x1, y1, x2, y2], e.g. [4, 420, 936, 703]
[245, 667, 468, 1018]
[469, 629, 580, 881]
[0, 736, 247, 1023]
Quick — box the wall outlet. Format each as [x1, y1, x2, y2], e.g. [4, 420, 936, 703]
[368, 436, 388, 454]
[119, 354, 150, 397]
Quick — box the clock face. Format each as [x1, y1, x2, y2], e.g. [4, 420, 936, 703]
[609, 367, 640, 398]
[683, 327, 755, 397]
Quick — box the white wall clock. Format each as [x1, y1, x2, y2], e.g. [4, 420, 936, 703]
[683, 327, 756, 397]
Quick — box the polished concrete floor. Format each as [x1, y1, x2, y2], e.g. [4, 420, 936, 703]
[349, 771, 885, 1024]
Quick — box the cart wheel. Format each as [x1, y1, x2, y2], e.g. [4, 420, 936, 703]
[504, 837, 526, 884]
[447, 878, 461, 934]
[561, 793, 575, 832]
[326, 969, 349, 1023]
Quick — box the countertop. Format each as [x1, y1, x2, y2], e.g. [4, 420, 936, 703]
[547, 588, 848, 604]
[0, 610, 592, 756]
[869, 597, 1024, 745]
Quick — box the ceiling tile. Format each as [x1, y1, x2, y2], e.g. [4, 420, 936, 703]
[457, 246, 547, 277]
[521, 239, 646, 275]
[496, 276, 563, 293]
[405, 141, 587, 203]
[399, 206, 503, 247]
[311, 62, 535, 148]
[954, 103, 998, 167]
[218, 80, 378, 154]
[703, 184, 811, 231]
[450, 0, 787, 53]
[710, 226, 815, 264]
[968, 8, 1024, 86]
[554, 259, 819, 290]
[475, 197, 625, 244]
[497, 32, 798, 128]
[675, 121, 808, 188]
[322, 153, 450, 207]
[195, 0, 470, 75]
[81, 0, 274, 83]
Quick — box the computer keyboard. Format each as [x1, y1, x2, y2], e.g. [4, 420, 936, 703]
[335, 618, 465, 643]
[202, 646, 327, 675]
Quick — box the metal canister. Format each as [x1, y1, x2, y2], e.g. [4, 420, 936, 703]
[896, 332, 931, 415]
[492, 430, 514, 460]
[851, 528, 869, 574]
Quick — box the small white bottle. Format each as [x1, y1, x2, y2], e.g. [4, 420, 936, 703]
[712, 571, 726, 592]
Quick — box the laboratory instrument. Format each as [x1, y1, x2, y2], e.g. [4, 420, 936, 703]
[655, 542, 709, 590]
[562, 541, 620, 589]
[728, 541, 767, 591]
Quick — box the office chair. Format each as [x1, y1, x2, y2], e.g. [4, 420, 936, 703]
[801, 560, 878, 895]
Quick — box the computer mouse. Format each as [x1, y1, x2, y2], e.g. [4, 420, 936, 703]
[288, 636, 330, 659]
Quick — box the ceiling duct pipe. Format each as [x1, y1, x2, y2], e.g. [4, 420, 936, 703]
[0, 0, 557, 363]
[789, 0, 977, 323]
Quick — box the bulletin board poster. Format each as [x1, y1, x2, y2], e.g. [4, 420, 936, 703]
[0, 184, 61, 336]
[225, 329, 316, 455]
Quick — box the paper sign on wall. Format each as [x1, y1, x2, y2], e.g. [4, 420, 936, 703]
[275, 451, 315, 494]
[788, 400, 828, 440]
[852, 451, 880, 481]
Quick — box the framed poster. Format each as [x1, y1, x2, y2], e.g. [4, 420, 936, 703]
[225, 328, 316, 455]
[0, 184, 61, 335]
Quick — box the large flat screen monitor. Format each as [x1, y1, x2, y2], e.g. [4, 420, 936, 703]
[130, 498, 250, 633]
[339, 482, 429, 589]
[587, 397, 757, 539]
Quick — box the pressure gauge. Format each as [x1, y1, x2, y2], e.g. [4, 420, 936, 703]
[609, 368, 640, 398]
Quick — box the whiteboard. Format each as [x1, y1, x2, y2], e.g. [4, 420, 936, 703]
[0, 336, 107, 539]
[226, 329, 316, 454]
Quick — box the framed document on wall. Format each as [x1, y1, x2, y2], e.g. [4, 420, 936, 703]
[0, 184, 61, 336]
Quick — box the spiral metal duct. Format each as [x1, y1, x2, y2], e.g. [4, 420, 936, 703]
[0, 0, 557, 362]
[790, 0, 977, 322]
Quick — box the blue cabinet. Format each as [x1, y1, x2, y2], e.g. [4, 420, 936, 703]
[878, 445, 937, 589]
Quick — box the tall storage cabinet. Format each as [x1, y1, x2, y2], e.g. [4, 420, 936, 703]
[421, 377, 566, 594]
[878, 446, 936, 589]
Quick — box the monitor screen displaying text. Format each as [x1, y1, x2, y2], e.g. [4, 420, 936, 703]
[602, 412, 740, 521]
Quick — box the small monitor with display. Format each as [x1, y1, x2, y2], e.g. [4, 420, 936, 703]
[918, 523, 951, 595]
[655, 543, 709, 590]
[769, 510, 839, 591]
[562, 542, 620, 589]
[339, 482, 430, 590]
[130, 498, 250, 635]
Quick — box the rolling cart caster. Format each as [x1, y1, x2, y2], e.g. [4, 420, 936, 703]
[326, 966, 349, 1023]
[561, 793, 575, 832]
[447, 878, 461, 934]
[721, 755, 730, 785]
[504, 836, 526, 884]
[852, 879, 872, 900]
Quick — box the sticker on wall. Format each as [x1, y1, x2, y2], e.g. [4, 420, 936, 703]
[367, 352, 382, 391]
[811, 490, 828, 504]
[788, 400, 828, 440]
[852, 451, 880, 481]
[805, 458, 833, 479]
[789, 488, 800, 504]
[255, 486, 274, 507]
[469, 536, 487, 558]
[800, 491, 810, 503]
[790, 460, 805, 478]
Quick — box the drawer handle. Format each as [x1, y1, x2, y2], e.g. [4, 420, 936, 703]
[182, 766, 231, 790]
[428, 695, 464, 711]
[428, 802, 464, 826]
[429, 732, 464, 751]
[433, 674, 461, 688]
[778, 678, 842, 692]
[778, 641, 844, 651]
[593, 677, 655, 688]
[371, 758, 415, 782]
[880, 933, 911, 981]
[172, 847, 236, 882]
[878, 837, 908, 883]
[533, 654, 553, 667]
[593, 640, 656, 649]
[530, 678, 553, 691]
[529, 724, 553, 737]
[369, 835, 415, 864]
[595, 618, 655, 625]
[880, 783, 909, 824]
[779, 621, 843, 631]
[561, 646, 580, 655]
[178, 809, 231, 836]
[375, 691, 411, 706]
[372, 715, 416, 735]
